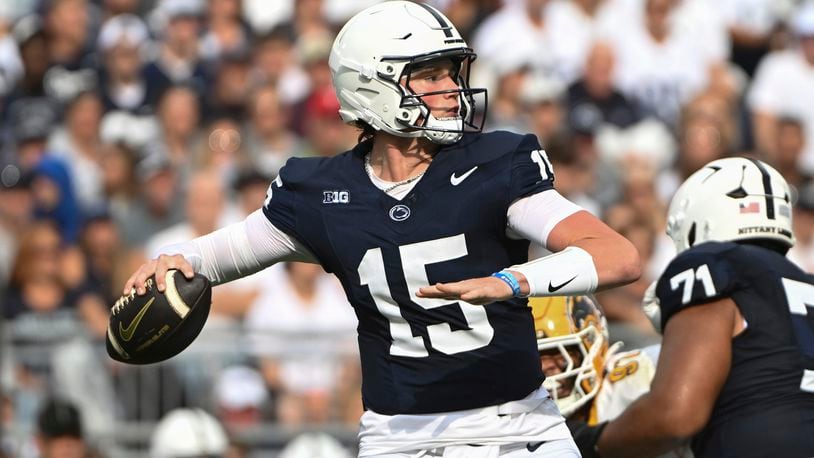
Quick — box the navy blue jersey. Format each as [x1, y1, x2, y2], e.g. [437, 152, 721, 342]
[657, 241, 814, 458]
[263, 131, 554, 415]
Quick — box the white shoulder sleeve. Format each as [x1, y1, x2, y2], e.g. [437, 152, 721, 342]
[506, 189, 584, 247]
[156, 209, 317, 285]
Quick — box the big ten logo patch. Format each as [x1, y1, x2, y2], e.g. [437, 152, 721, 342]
[323, 190, 350, 204]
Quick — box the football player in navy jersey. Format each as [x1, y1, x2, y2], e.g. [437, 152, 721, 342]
[570, 157, 814, 458]
[123, 2, 640, 456]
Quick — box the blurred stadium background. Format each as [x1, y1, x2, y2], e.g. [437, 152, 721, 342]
[1, 0, 813, 456]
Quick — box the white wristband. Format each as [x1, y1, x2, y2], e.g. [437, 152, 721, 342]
[508, 246, 599, 297]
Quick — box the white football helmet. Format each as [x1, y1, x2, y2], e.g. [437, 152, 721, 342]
[667, 157, 794, 254]
[149, 408, 228, 458]
[329, 1, 487, 144]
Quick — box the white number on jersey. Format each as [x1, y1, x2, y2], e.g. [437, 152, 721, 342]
[669, 264, 716, 304]
[358, 234, 495, 357]
[780, 278, 814, 393]
[530, 149, 554, 181]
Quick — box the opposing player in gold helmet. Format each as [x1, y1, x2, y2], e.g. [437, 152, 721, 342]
[531, 296, 690, 457]
[531, 295, 610, 419]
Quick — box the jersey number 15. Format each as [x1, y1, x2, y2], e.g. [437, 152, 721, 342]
[358, 234, 495, 358]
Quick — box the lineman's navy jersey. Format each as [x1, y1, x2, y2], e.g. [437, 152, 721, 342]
[657, 241, 814, 458]
[263, 131, 554, 415]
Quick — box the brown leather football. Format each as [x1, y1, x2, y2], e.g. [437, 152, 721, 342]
[106, 270, 211, 365]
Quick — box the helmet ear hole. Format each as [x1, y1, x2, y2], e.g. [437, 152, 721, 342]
[688, 223, 696, 247]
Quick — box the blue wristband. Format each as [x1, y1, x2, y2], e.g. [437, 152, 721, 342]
[491, 271, 522, 297]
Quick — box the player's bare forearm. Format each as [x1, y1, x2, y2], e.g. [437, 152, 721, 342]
[596, 392, 688, 457]
[548, 211, 641, 289]
[573, 236, 640, 290]
[598, 299, 735, 456]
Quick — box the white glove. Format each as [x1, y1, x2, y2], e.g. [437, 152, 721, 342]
[642, 280, 662, 333]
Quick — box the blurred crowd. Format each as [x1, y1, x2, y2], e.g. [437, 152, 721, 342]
[1, 0, 814, 456]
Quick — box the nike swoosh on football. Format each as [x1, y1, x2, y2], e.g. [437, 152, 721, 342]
[119, 297, 155, 342]
[526, 441, 546, 452]
[450, 166, 478, 186]
[548, 276, 578, 293]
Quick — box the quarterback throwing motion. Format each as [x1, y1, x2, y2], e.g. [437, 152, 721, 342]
[123, 2, 640, 456]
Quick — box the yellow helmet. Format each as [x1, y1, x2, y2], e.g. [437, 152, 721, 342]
[530, 295, 608, 417]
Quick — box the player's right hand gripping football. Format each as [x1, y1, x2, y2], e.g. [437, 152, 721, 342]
[124, 254, 196, 295]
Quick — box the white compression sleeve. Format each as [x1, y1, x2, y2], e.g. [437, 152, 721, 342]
[506, 190, 583, 246]
[156, 209, 317, 285]
[504, 190, 598, 296]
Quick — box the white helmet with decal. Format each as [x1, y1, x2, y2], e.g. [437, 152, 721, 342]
[329, 1, 487, 144]
[667, 157, 794, 254]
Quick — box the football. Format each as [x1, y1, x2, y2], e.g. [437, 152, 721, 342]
[106, 270, 212, 365]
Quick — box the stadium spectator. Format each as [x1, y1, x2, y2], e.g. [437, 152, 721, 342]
[193, 116, 248, 183]
[7, 16, 48, 99]
[0, 19, 23, 97]
[98, 142, 139, 219]
[249, 27, 309, 104]
[473, 0, 595, 84]
[143, 0, 209, 101]
[76, 210, 122, 305]
[3, 221, 84, 382]
[288, 32, 334, 134]
[604, 0, 728, 127]
[519, 75, 567, 144]
[214, 365, 269, 427]
[114, 148, 183, 248]
[34, 398, 95, 458]
[789, 181, 814, 272]
[207, 54, 252, 120]
[646, 90, 738, 204]
[39, 0, 98, 106]
[243, 84, 307, 177]
[30, 157, 81, 243]
[714, 0, 786, 77]
[246, 262, 357, 425]
[288, 0, 334, 49]
[48, 91, 106, 213]
[299, 86, 355, 157]
[153, 84, 202, 174]
[100, 0, 141, 19]
[5, 96, 59, 171]
[566, 41, 641, 131]
[200, 0, 251, 63]
[749, 0, 814, 173]
[144, 169, 226, 258]
[96, 13, 155, 114]
[0, 168, 33, 290]
[541, 132, 601, 218]
[770, 116, 809, 188]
